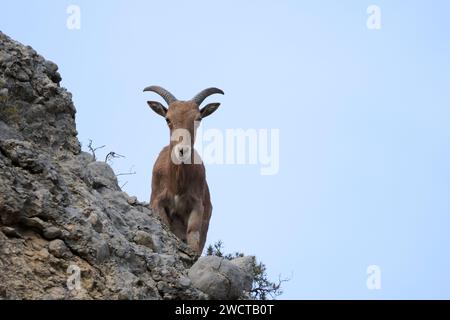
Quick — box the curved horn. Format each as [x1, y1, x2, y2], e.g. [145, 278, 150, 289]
[191, 87, 224, 106]
[143, 86, 177, 105]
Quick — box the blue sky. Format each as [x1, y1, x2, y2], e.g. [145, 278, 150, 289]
[1, 0, 450, 299]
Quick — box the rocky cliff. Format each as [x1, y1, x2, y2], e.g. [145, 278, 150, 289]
[0, 32, 252, 300]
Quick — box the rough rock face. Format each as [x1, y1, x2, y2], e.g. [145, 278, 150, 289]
[0, 32, 252, 300]
[229, 256, 256, 293]
[188, 256, 254, 300]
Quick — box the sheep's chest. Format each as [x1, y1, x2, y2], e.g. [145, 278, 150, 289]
[169, 194, 191, 216]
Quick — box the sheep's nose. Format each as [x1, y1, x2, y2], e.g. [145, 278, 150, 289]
[174, 144, 191, 163]
[181, 146, 191, 157]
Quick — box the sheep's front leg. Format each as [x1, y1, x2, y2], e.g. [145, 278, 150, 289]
[186, 204, 204, 254]
[152, 196, 171, 227]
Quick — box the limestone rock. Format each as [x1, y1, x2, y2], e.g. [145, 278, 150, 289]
[43, 226, 62, 240]
[188, 256, 249, 299]
[48, 239, 68, 258]
[134, 230, 156, 250]
[230, 256, 256, 292]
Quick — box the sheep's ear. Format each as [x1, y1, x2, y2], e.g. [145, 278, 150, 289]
[147, 101, 167, 117]
[200, 103, 220, 118]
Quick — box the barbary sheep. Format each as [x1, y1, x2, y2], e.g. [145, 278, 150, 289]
[144, 86, 224, 254]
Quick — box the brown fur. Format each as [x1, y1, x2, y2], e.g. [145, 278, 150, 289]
[149, 101, 215, 254]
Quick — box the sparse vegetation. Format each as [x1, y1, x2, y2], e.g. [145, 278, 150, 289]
[86, 139, 105, 161]
[84, 139, 136, 189]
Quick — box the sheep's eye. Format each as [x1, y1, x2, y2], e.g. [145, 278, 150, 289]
[165, 118, 171, 125]
[195, 117, 202, 122]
